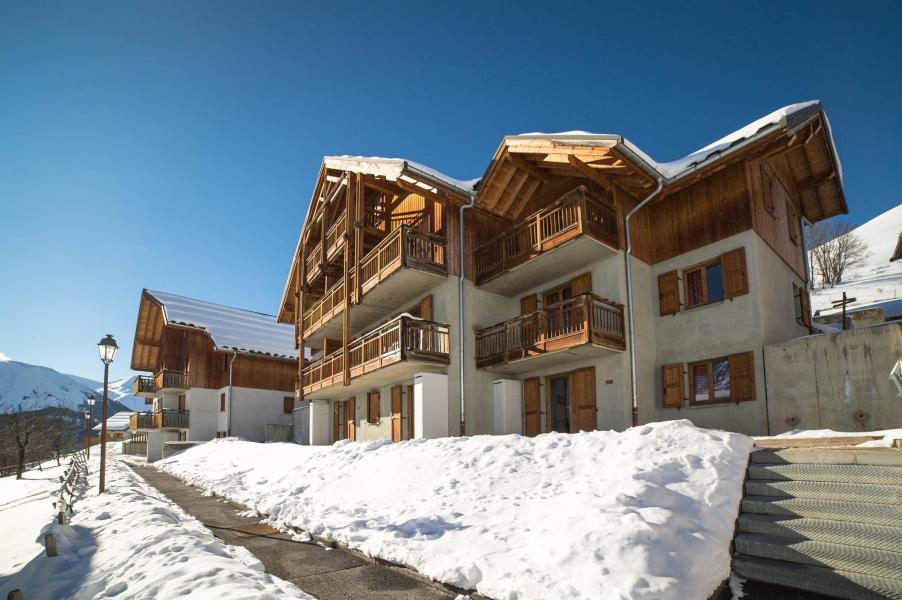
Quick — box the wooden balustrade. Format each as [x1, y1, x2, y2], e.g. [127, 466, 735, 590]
[474, 187, 620, 285]
[130, 410, 189, 429]
[325, 211, 347, 259]
[153, 369, 188, 391]
[475, 293, 625, 367]
[302, 317, 450, 394]
[305, 243, 323, 284]
[133, 375, 155, 395]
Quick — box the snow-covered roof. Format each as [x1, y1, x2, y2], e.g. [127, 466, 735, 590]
[323, 155, 479, 195]
[145, 290, 298, 360]
[93, 411, 135, 432]
[508, 101, 831, 182]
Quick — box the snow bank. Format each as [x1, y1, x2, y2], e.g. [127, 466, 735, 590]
[158, 420, 753, 600]
[761, 427, 902, 448]
[0, 448, 312, 600]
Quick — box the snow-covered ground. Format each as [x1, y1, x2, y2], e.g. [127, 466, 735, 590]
[760, 427, 902, 448]
[0, 447, 313, 599]
[810, 203, 902, 316]
[158, 420, 753, 600]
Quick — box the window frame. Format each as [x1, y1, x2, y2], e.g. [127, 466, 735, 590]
[283, 396, 294, 414]
[688, 356, 732, 406]
[683, 259, 724, 309]
[219, 393, 226, 412]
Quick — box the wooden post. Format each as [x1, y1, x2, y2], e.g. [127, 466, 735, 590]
[7, 589, 24, 600]
[342, 171, 352, 387]
[841, 291, 847, 331]
[44, 533, 57, 557]
[354, 174, 363, 303]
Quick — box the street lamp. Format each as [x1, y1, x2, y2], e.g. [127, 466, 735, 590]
[85, 395, 95, 459]
[97, 334, 118, 493]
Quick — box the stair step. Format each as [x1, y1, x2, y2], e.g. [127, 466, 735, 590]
[741, 496, 902, 527]
[750, 447, 902, 466]
[737, 514, 902, 552]
[745, 480, 902, 504]
[732, 555, 902, 600]
[748, 463, 902, 484]
[734, 533, 902, 580]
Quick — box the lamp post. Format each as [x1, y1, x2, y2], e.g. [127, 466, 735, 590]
[97, 334, 118, 494]
[85, 395, 95, 459]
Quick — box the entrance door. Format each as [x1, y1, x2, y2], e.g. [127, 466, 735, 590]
[546, 375, 570, 433]
[391, 386, 402, 442]
[344, 398, 356, 441]
[570, 367, 597, 433]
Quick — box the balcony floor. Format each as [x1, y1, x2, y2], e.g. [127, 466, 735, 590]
[305, 268, 446, 349]
[478, 340, 623, 375]
[478, 235, 617, 296]
[304, 359, 448, 400]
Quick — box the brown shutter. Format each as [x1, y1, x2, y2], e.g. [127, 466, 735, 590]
[220, 393, 226, 412]
[406, 384, 415, 439]
[799, 287, 812, 328]
[367, 391, 380, 423]
[523, 377, 541, 437]
[760, 167, 775, 214]
[722, 248, 749, 299]
[178, 395, 186, 412]
[418, 295, 433, 321]
[520, 294, 538, 315]
[658, 270, 680, 315]
[570, 272, 592, 296]
[283, 396, 294, 414]
[662, 363, 684, 408]
[391, 386, 402, 442]
[345, 398, 356, 440]
[569, 367, 596, 433]
[332, 401, 340, 441]
[729, 352, 756, 402]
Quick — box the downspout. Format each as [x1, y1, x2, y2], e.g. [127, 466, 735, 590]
[624, 178, 664, 427]
[227, 350, 237, 436]
[458, 192, 477, 436]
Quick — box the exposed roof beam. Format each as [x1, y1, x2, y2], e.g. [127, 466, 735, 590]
[567, 155, 613, 192]
[506, 153, 551, 183]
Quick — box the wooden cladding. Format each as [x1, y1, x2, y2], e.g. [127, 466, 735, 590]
[475, 294, 625, 368]
[367, 391, 380, 424]
[302, 317, 450, 395]
[663, 351, 755, 408]
[474, 187, 619, 285]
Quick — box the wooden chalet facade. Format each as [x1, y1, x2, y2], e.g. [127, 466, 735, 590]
[280, 101, 846, 440]
[130, 289, 298, 460]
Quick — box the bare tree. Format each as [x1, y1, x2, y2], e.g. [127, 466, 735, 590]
[0, 402, 45, 479]
[807, 220, 871, 287]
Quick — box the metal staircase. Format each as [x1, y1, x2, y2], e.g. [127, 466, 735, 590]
[733, 446, 902, 600]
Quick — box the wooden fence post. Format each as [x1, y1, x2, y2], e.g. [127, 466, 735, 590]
[7, 589, 24, 600]
[44, 533, 57, 557]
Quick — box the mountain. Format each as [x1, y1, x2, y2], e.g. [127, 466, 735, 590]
[810, 204, 902, 315]
[106, 376, 148, 411]
[0, 360, 132, 418]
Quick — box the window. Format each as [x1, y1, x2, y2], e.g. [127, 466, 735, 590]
[690, 358, 731, 405]
[684, 261, 724, 308]
[367, 391, 380, 423]
[786, 200, 801, 245]
[283, 396, 294, 414]
[220, 393, 226, 412]
[793, 283, 812, 328]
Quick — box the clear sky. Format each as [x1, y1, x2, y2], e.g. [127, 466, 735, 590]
[1, 1, 900, 381]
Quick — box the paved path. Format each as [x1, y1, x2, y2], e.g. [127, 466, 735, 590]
[131, 466, 457, 600]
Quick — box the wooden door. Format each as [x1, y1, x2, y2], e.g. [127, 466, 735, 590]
[406, 384, 415, 439]
[332, 402, 341, 442]
[523, 377, 541, 437]
[344, 398, 356, 440]
[569, 367, 597, 433]
[391, 386, 402, 442]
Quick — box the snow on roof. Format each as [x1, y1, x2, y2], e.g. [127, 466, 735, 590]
[323, 155, 479, 195]
[146, 290, 298, 360]
[93, 411, 135, 432]
[509, 101, 830, 181]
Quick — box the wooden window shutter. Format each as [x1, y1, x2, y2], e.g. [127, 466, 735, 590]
[520, 294, 538, 315]
[283, 396, 294, 414]
[760, 166, 776, 214]
[722, 248, 749, 299]
[729, 352, 756, 402]
[523, 377, 541, 437]
[799, 287, 812, 328]
[419, 295, 433, 321]
[345, 398, 356, 440]
[390, 386, 402, 442]
[367, 391, 380, 423]
[662, 363, 684, 408]
[569, 367, 597, 433]
[658, 270, 680, 315]
[220, 393, 226, 412]
[570, 272, 592, 296]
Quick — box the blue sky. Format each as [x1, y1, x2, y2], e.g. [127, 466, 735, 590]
[1, 1, 900, 380]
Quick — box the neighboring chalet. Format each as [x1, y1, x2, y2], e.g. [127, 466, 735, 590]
[278, 101, 846, 439]
[130, 290, 298, 460]
[93, 411, 135, 442]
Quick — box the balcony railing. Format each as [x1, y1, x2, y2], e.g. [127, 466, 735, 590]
[325, 211, 347, 260]
[305, 243, 323, 285]
[133, 375, 155, 396]
[475, 293, 625, 368]
[155, 369, 188, 391]
[301, 225, 447, 336]
[301, 316, 450, 394]
[474, 187, 620, 285]
[129, 410, 190, 430]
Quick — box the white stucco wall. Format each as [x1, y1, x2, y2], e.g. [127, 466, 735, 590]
[186, 388, 220, 441]
[226, 386, 294, 442]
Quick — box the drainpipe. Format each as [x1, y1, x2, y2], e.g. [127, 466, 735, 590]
[458, 192, 477, 436]
[624, 178, 664, 427]
[227, 350, 237, 436]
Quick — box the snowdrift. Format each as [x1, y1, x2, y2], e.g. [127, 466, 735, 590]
[159, 420, 753, 600]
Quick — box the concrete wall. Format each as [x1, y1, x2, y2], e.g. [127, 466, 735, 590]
[764, 322, 902, 434]
[228, 386, 294, 442]
[187, 388, 220, 441]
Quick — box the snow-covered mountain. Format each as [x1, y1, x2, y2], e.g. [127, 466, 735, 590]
[0, 360, 133, 417]
[810, 204, 902, 316]
[106, 376, 148, 411]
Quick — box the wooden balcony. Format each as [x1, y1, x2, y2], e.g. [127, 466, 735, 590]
[302, 316, 450, 399]
[129, 410, 190, 430]
[133, 369, 189, 397]
[302, 225, 448, 347]
[475, 293, 625, 373]
[474, 187, 620, 295]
